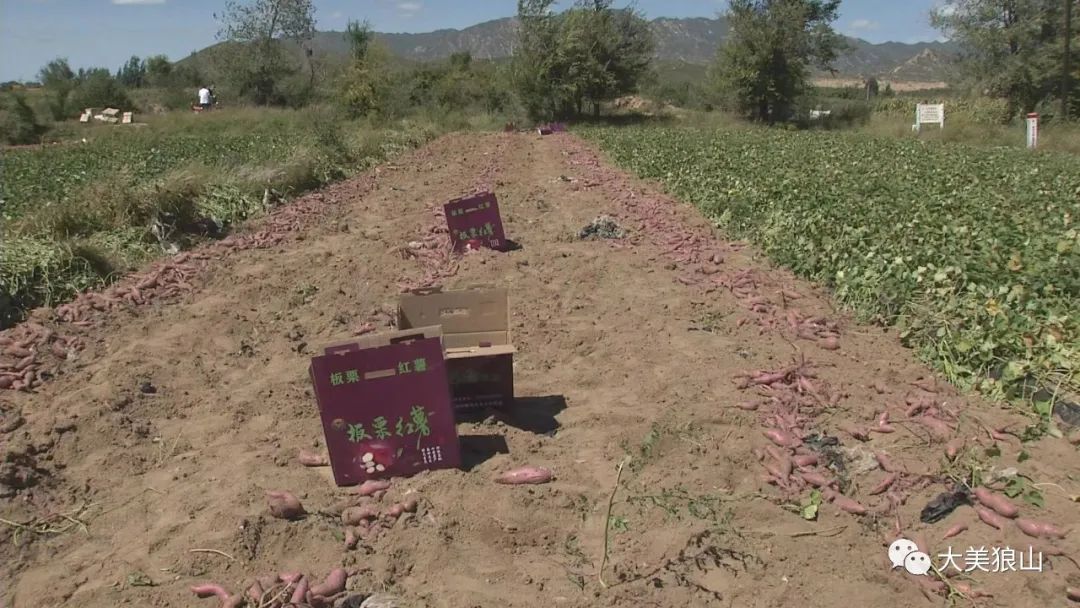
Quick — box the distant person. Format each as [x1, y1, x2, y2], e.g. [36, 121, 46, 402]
[197, 86, 212, 111]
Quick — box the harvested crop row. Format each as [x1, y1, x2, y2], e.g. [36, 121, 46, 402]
[0, 178, 378, 393]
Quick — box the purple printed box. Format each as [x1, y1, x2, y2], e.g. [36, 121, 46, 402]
[444, 191, 508, 253]
[310, 327, 461, 486]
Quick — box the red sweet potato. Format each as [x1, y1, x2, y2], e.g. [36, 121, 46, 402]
[973, 487, 1018, 518]
[831, 494, 867, 515]
[191, 583, 233, 602]
[763, 428, 801, 448]
[799, 471, 831, 487]
[1016, 518, 1067, 539]
[402, 498, 418, 513]
[290, 576, 309, 604]
[942, 523, 968, 539]
[267, 490, 305, 520]
[869, 473, 898, 495]
[350, 479, 391, 496]
[496, 466, 553, 485]
[341, 505, 379, 526]
[1067, 587, 1080, 602]
[309, 568, 348, 599]
[297, 448, 329, 467]
[792, 454, 818, 468]
[974, 505, 1006, 530]
[819, 336, 840, 351]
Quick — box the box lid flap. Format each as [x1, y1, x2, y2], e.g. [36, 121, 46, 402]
[320, 326, 443, 356]
[399, 287, 509, 335]
[446, 344, 516, 358]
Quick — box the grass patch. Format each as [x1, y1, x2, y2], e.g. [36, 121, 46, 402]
[1, 106, 444, 328]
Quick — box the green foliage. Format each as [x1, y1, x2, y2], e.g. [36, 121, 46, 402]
[117, 56, 147, 88]
[0, 108, 442, 327]
[584, 125, 1080, 409]
[0, 94, 45, 145]
[214, 0, 316, 106]
[513, 0, 655, 120]
[38, 58, 77, 120]
[714, 0, 846, 123]
[932, 0, 1076, 118]
[70, 69, 132, 110]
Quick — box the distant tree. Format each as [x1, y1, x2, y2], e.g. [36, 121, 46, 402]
[146, 54, 173, 83]
[339, 19, 392, 117]
[932, 0, 1070, 118]
[346, 19, 374, 61]
[0, 93, 45, 145]
[714, 0, 846, 123]
[865, 76, 880, 99]
[117, 56, 146, 88]
[37, 58, 78, 119]
[215, 0, 316, 105]
[70, 69, 132, 110]
[512, 0, 655, 120]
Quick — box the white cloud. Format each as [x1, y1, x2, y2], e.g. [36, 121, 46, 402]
[849, 19, 880, 31]
[397, 1, 422, 17]
[111, 0, 166, 4]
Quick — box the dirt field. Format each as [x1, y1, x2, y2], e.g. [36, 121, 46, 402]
[2, 132, 1078, 608]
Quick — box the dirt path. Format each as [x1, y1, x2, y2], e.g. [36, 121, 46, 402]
[2, 132, 1078, 608]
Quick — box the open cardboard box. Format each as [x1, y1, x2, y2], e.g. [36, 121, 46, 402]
[398, 287, 515, 414]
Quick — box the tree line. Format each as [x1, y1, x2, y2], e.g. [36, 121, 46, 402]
[5, 0, 1078, 135]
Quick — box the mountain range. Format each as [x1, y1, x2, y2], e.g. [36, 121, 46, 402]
[193, 16, 957, 82]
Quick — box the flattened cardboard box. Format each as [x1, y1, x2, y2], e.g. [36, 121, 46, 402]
[309, 326, 461, 486]
[398, 287, 515, 413]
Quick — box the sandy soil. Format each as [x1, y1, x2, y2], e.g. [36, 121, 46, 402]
[1, 132, 1077, 608]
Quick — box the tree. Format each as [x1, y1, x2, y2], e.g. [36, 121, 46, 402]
[37, 58, 77, 119]
[71, 69, 132, 110]
[215, 0, 316, 105]
[714, 0, 846, 123]
[339, 19, 392, 117]
[932, 0, 1072, 118]
[512, 0, 655, 120]
[117, 56, 146, 88]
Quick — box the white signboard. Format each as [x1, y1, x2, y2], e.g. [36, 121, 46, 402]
[809, 109, 831, 120]
[913, 103, 945, 131]
[1026, 113, 1039, 149]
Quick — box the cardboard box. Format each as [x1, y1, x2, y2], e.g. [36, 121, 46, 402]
[444, 192, 507, 252]
[398, 287, 515, 414]
[309, 326, 461, 486]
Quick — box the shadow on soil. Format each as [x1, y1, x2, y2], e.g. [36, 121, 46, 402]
[459, 434, 511, 471]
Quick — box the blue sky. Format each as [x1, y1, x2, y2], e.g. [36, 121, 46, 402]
[0, 0, 945, 82]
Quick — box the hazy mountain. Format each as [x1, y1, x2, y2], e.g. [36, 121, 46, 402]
[189, 16, 956, 82]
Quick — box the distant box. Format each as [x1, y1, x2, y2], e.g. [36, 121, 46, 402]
[444, 191, 507, 253]
[398, 286, 515, 414]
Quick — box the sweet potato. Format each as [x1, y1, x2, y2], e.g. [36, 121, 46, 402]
[1015, 518, 1067, 539]
[385, 503, 405, 519]
[267, 490, 305, 520]
[831, 494, 867, 515]
[496, 466, 554, 485]
[345, 527, 360, 550]
[944, 439, 964, 460]
[819, 336, 840, 351]
[246, 581, 264, 602]
[297, 448, 329, 467]
[402, 497, 418, 513]
[799, 471, 831, 487]
[763, 428, 801, 448]
[974, 505, 1006, 530]
[1067, 587, 1080, 602]
[309, 568, 348, 598]
[290, 576, 309, 604]
[792, 454, 818, 468]
[350, 479, 391, 496]
[942, 523, 968, 539]
[874, 451, 899, 473]
[342, 505, 379, 526]
[279, 572, 303, 584]
[868, 473, 898, 495]
[973, 487, 1018, 518]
